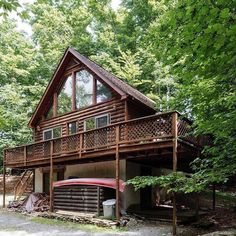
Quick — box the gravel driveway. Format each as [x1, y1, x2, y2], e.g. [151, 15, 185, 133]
[0, 210, 174, 236]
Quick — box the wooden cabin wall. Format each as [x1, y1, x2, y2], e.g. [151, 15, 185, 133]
[34, 97, 125, 142]
[127, 100, 156, 120]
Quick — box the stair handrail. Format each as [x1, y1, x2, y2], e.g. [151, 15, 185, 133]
[15, 172, 33, 201]
[14, 170, 33, 201]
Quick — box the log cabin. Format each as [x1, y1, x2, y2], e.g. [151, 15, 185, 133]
[3, 47, 201, 221]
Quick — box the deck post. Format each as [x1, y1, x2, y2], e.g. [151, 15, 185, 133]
[53, 92, 57, 117]
[24, 146, 27, 167]
[2, 160, 6, 208]
[172, 112, 178, 236]
[49, 140, 54, 212]
[97, 186, 100, 216]
[212, 183, 216, 211]
[115, 125, 120, 221]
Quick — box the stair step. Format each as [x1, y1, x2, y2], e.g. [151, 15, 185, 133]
[14, 170, 34, 201]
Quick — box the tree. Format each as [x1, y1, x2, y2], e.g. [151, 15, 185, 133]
[128, 0, 236, 190]
[0, 19, 45, 166]
[0, 0, 20, 15]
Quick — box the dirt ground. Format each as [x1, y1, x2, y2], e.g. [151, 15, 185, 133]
[0, 209, 209, 236]
[0, 190, 236, 236]
[0, 194, 14, 207]
[0, 210, 171, 236]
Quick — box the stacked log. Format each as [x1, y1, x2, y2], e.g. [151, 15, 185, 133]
[53, 185, 115, 214]
[0, 175, 22, 193]
[37, 212, 117, 228]
[8, 193, 49, 212]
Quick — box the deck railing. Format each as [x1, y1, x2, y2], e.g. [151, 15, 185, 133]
[4, 111, 199, 166]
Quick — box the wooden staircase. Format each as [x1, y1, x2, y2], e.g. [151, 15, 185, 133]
[14, 170, 33, 201]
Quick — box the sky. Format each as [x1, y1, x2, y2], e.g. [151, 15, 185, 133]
[9, 0, 121, 36]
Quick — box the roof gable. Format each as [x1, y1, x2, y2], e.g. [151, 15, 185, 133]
[29, 47, 156, 127]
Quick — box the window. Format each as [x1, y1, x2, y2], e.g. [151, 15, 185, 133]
[57, 75, 73, 115]
[45, 105, 53, 119]
[96, 115, 109, 128]
[68, 121, 78, 135]
[84, 114, 109, 131]
[43, 127, 61, 140]
[96, 80, 112, 103]
[48, 69, 114, 117]
[43, 130, 52, 140]
[76, 70, 93, 108]
[53, 127, 61, 138]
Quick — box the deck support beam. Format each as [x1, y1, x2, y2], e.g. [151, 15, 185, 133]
[172, 112, 178, 236]
[115, 125, 120, 221]
[2, 161, 6, 208]
[49, 141, 54, 212]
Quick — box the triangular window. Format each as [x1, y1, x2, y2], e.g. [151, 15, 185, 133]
[45, 104, 53, 119]
[96, 80, 112, 103]
[45, 69, 114, 118]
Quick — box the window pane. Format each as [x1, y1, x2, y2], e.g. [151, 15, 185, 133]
[44, 130, 52, 140]
[53, 127, 61, 138]
[96, 115, 109, 128]
[57, 75, 73, 115]
[76, 70, 93, 108]
[68, 121, 77, 135]
[85, 118, 95, 131]
[96, 80, 112, 103]
[45, 105, 53, 119]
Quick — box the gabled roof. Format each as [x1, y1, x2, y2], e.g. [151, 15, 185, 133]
[29, 47, 156, 127]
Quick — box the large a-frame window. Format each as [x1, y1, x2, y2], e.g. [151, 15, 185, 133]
[45, 69, 113, 118]
[57, 75, 73, 115]
[76, 70, 93, 108]
[96, 80, 112, 103]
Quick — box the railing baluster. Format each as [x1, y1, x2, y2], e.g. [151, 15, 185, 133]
[172, 112, 178, 138]
[24, 146, 27, 167]
[79, 133, 83, 158]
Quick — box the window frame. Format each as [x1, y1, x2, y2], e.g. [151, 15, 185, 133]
[45, 67, 114, 119]
[83, 114, 110, 131]
[67, 120, 78, 135]
[43, 126, 62, 141]
[75, 69, 95, 109]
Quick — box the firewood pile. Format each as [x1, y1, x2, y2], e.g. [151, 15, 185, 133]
[37, 212, 118, 228]
[8, 193, 49, 213]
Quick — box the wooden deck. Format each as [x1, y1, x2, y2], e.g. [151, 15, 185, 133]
[4, 111, 200, 168]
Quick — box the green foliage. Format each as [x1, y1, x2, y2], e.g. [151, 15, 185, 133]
[0, 0, 20, 15]
[0, 0, 235, 193]
[146, 0, 236, 186]
[0, 19, 45, 164]
[126, 172, 206, 194]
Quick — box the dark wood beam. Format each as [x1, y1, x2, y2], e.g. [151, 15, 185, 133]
[172, 112, 178, 236]
[115, 125, 120, 221]
[49, 141, 54, 212]
[72, 71, 76, 111]
[93, 78, 97, 105]
[53, 92, 57, 117]
[2, 160, 6, 208]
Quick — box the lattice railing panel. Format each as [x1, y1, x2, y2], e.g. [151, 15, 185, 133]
[5, 112, 203, 166]
[5, 147, 24, 163]
[120, 113, 173, 142]
[53, 134, 80, 154]
[27, 141, 50, 160]
[83, 126, 116, 150]
[178, 119, 198, 145]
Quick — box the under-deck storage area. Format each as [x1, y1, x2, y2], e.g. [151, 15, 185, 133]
[53, 185, 115, 214]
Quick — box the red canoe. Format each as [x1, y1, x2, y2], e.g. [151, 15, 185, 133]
[53, 178, 125, 192]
